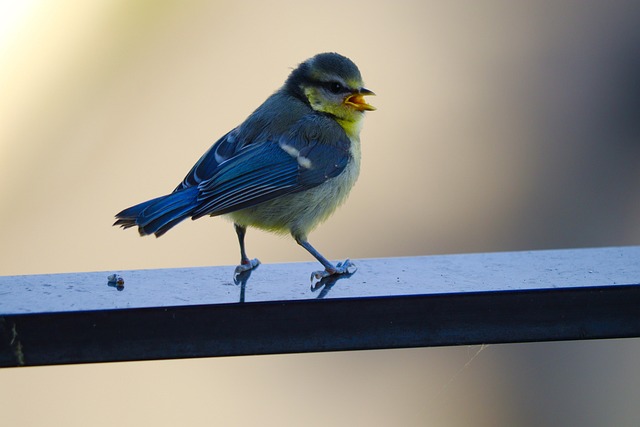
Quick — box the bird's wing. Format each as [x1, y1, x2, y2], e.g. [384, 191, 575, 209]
[173, 129, 245, 192]
[191, 115, 351, 218]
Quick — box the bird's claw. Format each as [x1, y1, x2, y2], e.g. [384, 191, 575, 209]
[310, 259, 357, 281]
[234, 258, 260, 275]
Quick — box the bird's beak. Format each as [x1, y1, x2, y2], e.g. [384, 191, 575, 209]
[345, 88, 376, 111]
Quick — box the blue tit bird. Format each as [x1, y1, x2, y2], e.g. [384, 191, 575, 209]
[114, 52, 375, 280]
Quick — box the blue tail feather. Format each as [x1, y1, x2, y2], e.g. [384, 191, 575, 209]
[114, 187, 199, 237]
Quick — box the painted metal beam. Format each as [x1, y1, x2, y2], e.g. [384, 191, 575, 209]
[1, 246, 639, 367]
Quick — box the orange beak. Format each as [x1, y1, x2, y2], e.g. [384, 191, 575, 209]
[344, 88, 376, 111]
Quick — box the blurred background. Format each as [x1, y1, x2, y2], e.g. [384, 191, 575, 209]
[1, 0, 639, 425]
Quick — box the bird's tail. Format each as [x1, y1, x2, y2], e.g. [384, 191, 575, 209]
[114, 187, 200, 237]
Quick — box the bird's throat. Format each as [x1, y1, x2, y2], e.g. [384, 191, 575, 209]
[337, 115, 365, 140]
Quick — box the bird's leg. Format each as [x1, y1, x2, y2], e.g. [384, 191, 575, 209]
[234, 223, 260, 274]
[295, 236, 356, 281]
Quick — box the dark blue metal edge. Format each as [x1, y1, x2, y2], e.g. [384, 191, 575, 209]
[2, 283, 639, 367]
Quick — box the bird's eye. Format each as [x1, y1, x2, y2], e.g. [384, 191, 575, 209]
[327, 82, 344, 94]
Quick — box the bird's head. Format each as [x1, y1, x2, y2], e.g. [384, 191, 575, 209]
[285, 53, 375, 127]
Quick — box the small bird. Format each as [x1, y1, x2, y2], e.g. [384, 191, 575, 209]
[114, 52, 375, 279]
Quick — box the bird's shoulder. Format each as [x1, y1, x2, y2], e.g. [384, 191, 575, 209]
[237, 91, 350, 151]
[175, 91, 350, 191]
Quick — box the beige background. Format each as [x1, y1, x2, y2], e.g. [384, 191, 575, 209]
[1, 1, 639, 425]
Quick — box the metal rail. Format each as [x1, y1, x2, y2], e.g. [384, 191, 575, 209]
[2, 246, 639, 367]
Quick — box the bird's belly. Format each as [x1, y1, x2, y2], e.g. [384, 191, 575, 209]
[227, 157, 360, 238]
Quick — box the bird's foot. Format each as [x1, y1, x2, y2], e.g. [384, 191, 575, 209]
[310, 259, 357, 281]
[234, 258, 260, 275]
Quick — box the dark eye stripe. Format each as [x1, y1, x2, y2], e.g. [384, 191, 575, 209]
[326, 81, 344, 94]
[309, 79, 349, 95]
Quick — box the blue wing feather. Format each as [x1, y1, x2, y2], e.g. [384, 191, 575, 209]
[174, 130, 239, 192]
[191, 115, 351, 218]
[191, 143, 299, 217]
